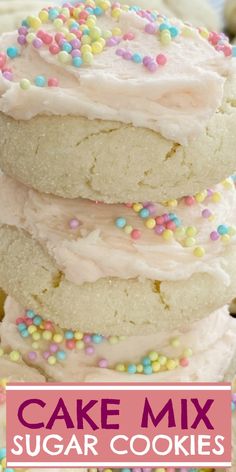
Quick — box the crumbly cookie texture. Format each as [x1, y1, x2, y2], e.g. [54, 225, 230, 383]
[0, 225, 236, 335]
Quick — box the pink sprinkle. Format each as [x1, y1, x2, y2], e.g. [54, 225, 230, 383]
[156, 215, 165, 225]
[116, 48, 125, 56]
[146, 203, 156, 215]
[50, 343, 58, 353]
[25, 319, 33, 326]
[28, 351, 37, 361]
[202, 209, 211, 218]
[0, 53, 6, 69]
[145, 23, 156, 34]
[184, 196, 195, 206]
[55, 33, 64, 44]
[123, 32, 135, 40]
[143, 55, 152, 66]
[125, 203, 133, 208]
[131, 229, 141, 240]
[147, 61, 158, 72]
[166, 221, 176, 231]
[71, 49, 81, 57]
[17, 35, 27, 45]
[210, 231, 220, 241]
[166, 469, 175, 472]
[44, 321, 53, 330]
[223, 45, 232, 57]
[48, 78, 59, 87]
[123, 50, 133, 60]
[43, 351, 50, 360]
[155, 224, 165, 235]
[156, 53, 167, 65]
[18, 26, 28, 36]
[106, 37, 119, 47]
[43, 33, 53, 45]
[2, 71, 13, 81]
[70, 38, 81, 49]
[163, 213, 170, 223]
[33, 38, 43, 49]
[66, 340, 76, 350]
[16, 317, 25, 325]
[180, 357, 189, 367]
[98, 359, 109, 368]
[49, 44, 60, 55]
[69, 218, 80, 229]
[84, 334, 92, 344]
[85, 346, 95, 356]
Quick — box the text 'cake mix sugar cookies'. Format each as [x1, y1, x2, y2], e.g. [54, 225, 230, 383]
[0, 1, 235, 203]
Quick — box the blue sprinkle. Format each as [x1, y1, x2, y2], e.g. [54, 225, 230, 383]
[170, 26, 179, 38]
[21, 19, 29, 27]
[73, 57, 83, 68]
[115, 217, 127, 229]
[93, 6, 103, 15]
[65, 330, 74, 340]
[127, 364, 137, 374]
[159, 23, 170, 32]
[139, 208, 150, 218]
[21, 329, 29, 338]
[33, 315, 42, 326]
[0, 448, 6, 461]
[18, 323, 27, 332]
[48, 8, 59, 20]
[144, 365, 153, 375]
[92, 334, 103, 344]
[26, 309, 35, 319]
[7, 46, 19, 58]
[62, 42, 73, 53]
[56, 351, 67, 361]
[132, 53, 142, 64]
[217, 224, 229, 235]
[34, 75, 46, 87]
[142, 356, 151, 366]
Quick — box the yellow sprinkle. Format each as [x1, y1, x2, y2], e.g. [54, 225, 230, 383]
[54, 18, 64, 30]
[28, 16, 41, 30]
[32, 342, 39, 350]
[1, 458, 6, 468]
[167, 199, 178, 208]
[9, 350, 20, 362]
[175, 227, 186, 240]
[20, 78, 31, 90]
[60, 27, 69, 36]
[183, 348, 193, 357]
[81, 35, 92, 45]
[32, 332, 41, 341]
[42, 330, 53, 341]
[53, 333, 63, 343]
[184, 237, 196, 247]
[58, 51, 72, 64]
[28, 325, 37, 335]
[102, 29, 112, 39]
[166, 359, 177, 370]
[0, 378, 7, 387]
[81, 44, 92, 53]
[26, 32, 36, 43]
[61, 7, 70, 18]
[115, 363, 126, 372]
[0, 348, 4, 357]
[82, 51, 94, 64]
[90, 26, 102, 40]
[182, 26, 194, 37]
[98, 37, 106, 47]
[39, 10, 49, 22]
[152, 362, 161, 373]
[162, 229, 173, 240]
[194, 246, 205, 258]
[133, 203, 143, 213]
[86, 18, 96, 28]
[195, 191, 207, 203]
[208, 214, 216, 222]
[221, 234, 230, 244]
[136, 364, 144, 373]
[48, 356, 57, 366]
[222, 178, 233, 189]
[211, 192, 222, 203]
[91, 41, 104, 54]
[73, 7, 81, 18]
[159, 355, 167, 366]
[124, 225, 133, 235]
[112, 27, 122, 36]
[160, 30, 171, 45]
[200, 28, 209, 39]
[103, 469, 112, 472]
[76, 340, 85, 350]
[111, 8, 121, 19]
[229, 226, 236, 236]
[171, 337, 180, 348]
[145, 218, 156, 230]
[154, 469, 165, 472]
[149, 351, 158, 361]
[74, 331, 83, 340]
[186, 226, 197, 237]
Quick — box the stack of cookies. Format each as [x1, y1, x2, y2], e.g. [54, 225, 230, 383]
[0, 0, 236, 470]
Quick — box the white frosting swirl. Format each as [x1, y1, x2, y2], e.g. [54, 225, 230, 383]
[0, 2, 234, 144]
[0, 174, 235, 286]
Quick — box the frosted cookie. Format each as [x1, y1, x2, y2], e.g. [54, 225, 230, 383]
[0, 1, 52, 34]
[1, 296, 236, 383]
[0, 2, 235, 203]
[0, 175, 235, 335]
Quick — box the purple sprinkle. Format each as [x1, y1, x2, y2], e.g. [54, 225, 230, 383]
[207, 189, 214, 197]
[116, 48, 125, 56]
[145, 23, 156, 34]
[106, 37, 118, 47]
[70, 38, 81, 49]
[85, 346, 95, 356]
[18, 26, 28, 35]
[50, 343, 59, 353]
[69, 218, 80, 229]
[147, 61, 158, 72]
[28, 351, 37, 361]
[98, 359, 109, 368]
[33, 38, 43, 49]
[232, 393, 236, 402]
[59, 38, 67, 47]
[143, 55, 152, 66]
[71, 49, 81, 57]
[2, 71, 13, 81]
[163, 213, 170, 223]
[210, 231, 220, 241]
[155, 224, 165, 235]
[84, 334, 92, 344]
[123, 50, 132, 60]
[146, 203, 156, 215]
[17, 35, 27, 45]
[43, 351, 50, 360]
[202, 209, 211, 218]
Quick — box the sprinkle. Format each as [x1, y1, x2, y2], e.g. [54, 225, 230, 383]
[98, 359, 109, 368]
[217, 224, 229, 235]
[48, 77, 59, 87]
[0, 53, 6, 69]
[184, 196, 195, 206]
[156, 53, 167, 65]
[33, 38, 43, 49]
[69, 218, 81, 229]
[20, 78, 31, 90]
[132, 52, 142, 63]
[210, 231, 220, 241]
[131, 229, 141, 240]
[115, 217, 127, 229]
[34, 75, 46, 87]
[9, 350, 20, 362]
[162, 229, 173, 240]
[6, 46, 19, 58]
[194, 247, 205, 258]
[202, 209, 211, 218]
